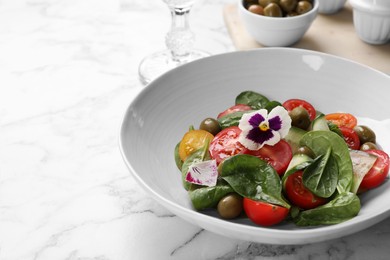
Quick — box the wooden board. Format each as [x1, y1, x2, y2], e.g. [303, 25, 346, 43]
[223, 3, 390, 73]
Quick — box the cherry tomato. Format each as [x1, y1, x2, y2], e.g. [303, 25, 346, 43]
[244, 140, 292, 175]
[339, 126, 360, 150]
[284, 171, 328, 209]
[209, 126, 247, 165]
[325, 113, 357, 129]
[243, 198, 289, 226]
[359, 150, 390, 192]
[217, 104, 252, 119]
[179, 129, 214, 161]
[282, 99, 316, 121]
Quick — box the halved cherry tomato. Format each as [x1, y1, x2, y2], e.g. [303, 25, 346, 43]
[325, 113, 357, 129]
[209, 126, 247, 165]
[217, 104, 252, 119]
[359, 150, 390, 192]
[179, 129, 214, 161]
[284, 171, 328, 210]
[243, 198, 289, 226]
[339, 126, 360, 150]
[244, 140, 292, 175]
[282, 99, 316, 121]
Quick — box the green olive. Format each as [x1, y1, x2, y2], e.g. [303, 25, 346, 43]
[217, 193, 243, 219]
[296, 146, 316, 158]
[354, 125, 376, 144]
[289, 106, 311, 130]
[264, 3, 283, 17]
[248, 4, 265, 15]
[360, 142, 378, 151]
[280, 0, 297, 12]
[258, 0, 280, 8]
[199, 118, 221, 136]
[286, 11, 299, 17]
[244, 0, 259, 9]
[296, 1, 312, 14]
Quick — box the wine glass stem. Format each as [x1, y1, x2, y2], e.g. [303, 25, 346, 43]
[165, 6, 195, 63]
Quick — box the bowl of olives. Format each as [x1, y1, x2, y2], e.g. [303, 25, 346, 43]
[239, 0, 319, 46]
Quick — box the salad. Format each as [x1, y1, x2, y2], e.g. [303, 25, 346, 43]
[174, 91, 389, 227]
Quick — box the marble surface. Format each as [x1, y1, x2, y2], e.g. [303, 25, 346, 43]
[0, 0, 389, 259]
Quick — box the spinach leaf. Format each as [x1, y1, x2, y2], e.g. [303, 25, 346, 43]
[221, 154, 290, 208]
[300, 130, 353, 194]
[264, 100, 282, 112]
[174, 142, 183, 170]
[218, 110, 253, 129]
[189, 184, 234, 211]
[303, 147, 338, 198]
[293, 192, 361, 226]
[235, 91, 270, 110]
[181, 145, 211, 190]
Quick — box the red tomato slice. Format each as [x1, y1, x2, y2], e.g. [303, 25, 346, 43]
[209, 126, 248, 165]
[284, 171, 328, 210]
[325, 113, 357, 129]
[243, 198, 289, 226]
[244, 140, 292, 175]
[217, 104, 252, 119]
[282, 99, 316, 121]
[339, 126, 360, 150]
[359, 150, 390, 192]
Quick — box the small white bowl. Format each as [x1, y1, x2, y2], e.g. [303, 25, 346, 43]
[317, 0, 347, 14]
[349, 0, 390, 45]
[238, 0, 319, 47]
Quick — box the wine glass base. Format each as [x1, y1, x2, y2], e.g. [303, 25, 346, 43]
[138, 49, 209, 85]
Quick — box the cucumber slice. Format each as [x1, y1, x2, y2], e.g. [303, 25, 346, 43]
[350, 150, 378, 194]
[310, 114, 330, 131]
[282, 153, 313, 189]
[284, 126, 307, 154]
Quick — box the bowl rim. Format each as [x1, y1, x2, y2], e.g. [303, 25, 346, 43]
[349, 0, 390, 15]
[120, 48, 390, 244]
[239, 0, 319, 22]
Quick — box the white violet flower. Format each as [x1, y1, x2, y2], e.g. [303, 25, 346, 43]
[238, 106, 291, 150]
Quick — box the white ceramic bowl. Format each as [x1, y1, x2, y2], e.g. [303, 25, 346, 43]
[238, 0, 319, 47]
[120, 48, 390, 245]
[317, 0, 346, 14]
[350, 0, 390, 44]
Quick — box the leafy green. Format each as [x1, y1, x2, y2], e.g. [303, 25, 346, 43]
[174, 142, 183, 170]
[221, 154, 290, 208]
[189, 184, 234, 211]
[217, 110, 253, 129]
[264, 100, 282, 112]
[302, 147, 338, 198]
[293, 192, 361, 226]
[235, 91, 270, 110]
[300, 130, 353, 194]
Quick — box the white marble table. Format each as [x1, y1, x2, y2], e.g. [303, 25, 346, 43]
[1, 0, 389, 259]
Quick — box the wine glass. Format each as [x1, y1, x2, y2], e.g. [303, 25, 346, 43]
[138, 0, 209, 85]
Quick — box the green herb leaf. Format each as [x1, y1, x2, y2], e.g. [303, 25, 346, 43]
[293, 192, 361, 226]
[174, 142, 183, 171]
[221, 154, 290, 208]
[217, 110, 253, 129]
[235, 91, 270, 110]
[300, 130, 353, 193]
[189, 185, 234, 211]
[303, 147, 338, 198]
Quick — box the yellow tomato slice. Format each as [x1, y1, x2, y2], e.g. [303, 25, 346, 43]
[179, 129, 214, 161]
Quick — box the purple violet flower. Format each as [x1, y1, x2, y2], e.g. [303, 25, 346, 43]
[238, 106, 291, 150]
